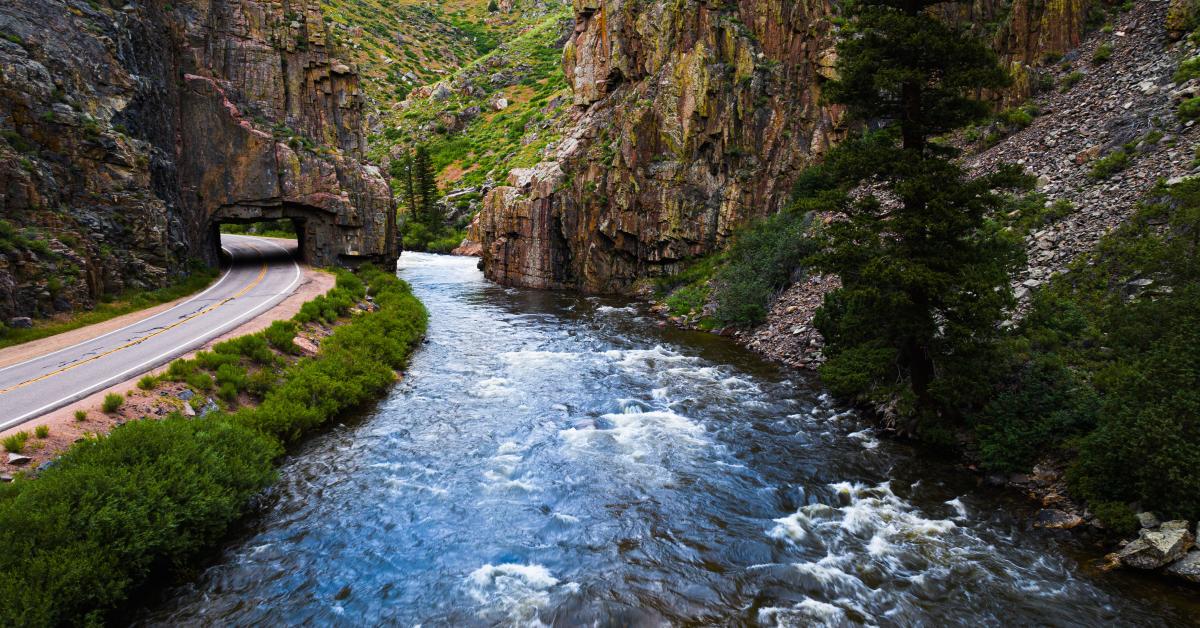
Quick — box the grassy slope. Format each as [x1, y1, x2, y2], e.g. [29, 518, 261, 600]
[373, 9, 573, 192]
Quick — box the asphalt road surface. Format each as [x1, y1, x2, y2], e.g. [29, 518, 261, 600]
[0, 235, 302, 431]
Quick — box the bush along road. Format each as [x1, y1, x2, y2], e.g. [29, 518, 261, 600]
[0, 265, 428, 626]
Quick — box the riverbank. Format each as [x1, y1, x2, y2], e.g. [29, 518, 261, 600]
[139, 253, 1200, 625]
[0, 265, 427, 625]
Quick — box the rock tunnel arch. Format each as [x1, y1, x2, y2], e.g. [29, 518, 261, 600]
[210, 202, 395, 269]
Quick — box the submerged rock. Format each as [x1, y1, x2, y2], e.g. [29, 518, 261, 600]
[1034, 509, 1084, 530]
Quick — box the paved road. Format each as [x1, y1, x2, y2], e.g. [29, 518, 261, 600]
[0, 235, 302, 431]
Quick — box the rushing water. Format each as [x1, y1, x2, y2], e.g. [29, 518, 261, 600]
[141, 253, 1198, 626]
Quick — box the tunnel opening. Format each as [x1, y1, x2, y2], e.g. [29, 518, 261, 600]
[211, 215, 306, 272]
[209, 201, 398, 272]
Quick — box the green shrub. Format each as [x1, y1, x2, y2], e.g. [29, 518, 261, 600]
[2, 432, 29, 453]
[0, 416, 279, 625]
[1060, 71, 1084, 91]
[186, 372, 213, 392]
[1092, 43, 1113, 64]
[1089, 148, 1130, 179]
[137, 374, 158, 390]
[264, 320, 299, 354]
[101, 393, 124, 413]
[165, 359, 198, 381]
[215, 363, 248, 392]
[711, 211, 816, 327]
[973, 355, 1098, 472]
[1091, 502, 1139, 536]
[73, 410, 87, 422]
[218, 382, 239, 403]
[1179, 97, 1200, 121]
[993, 179, 1200, 521]
[215, 334, 275, 365]
[34, 425, 49, 439]
[194, 350, 239, 371]
[664, 283, 709, 317]
[1175, 57, 1200, 84]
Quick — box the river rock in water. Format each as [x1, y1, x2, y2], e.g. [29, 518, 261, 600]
[1165, 551, 1200, 583]
[1035, 509, 1084, 529]
[1117, 520, 1194, 569]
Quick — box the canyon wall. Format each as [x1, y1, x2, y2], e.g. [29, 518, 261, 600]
[475, 0, 846, 292]
[0, 0, 395, 324]
[474, 0, 1106, 293]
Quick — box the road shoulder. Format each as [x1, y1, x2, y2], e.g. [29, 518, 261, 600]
[0, 266, 336, 451]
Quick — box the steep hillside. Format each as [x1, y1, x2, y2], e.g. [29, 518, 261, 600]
[744, 0, 1200, 370]
[318, 0, 561, 111]
[0, 0, 395, 328]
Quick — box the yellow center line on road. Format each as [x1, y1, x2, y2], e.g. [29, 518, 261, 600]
[0, 252, 269, 397]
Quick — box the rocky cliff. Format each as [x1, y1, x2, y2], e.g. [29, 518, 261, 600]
[472, 0, 1120, 293]
[474, 0, 847, 292]
[0, 0, 395, 324]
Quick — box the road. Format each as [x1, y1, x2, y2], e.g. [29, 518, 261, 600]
[0, 235, 302, 431]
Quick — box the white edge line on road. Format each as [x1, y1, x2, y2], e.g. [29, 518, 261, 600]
[0, 245, 241, 376]
[0, 238, 303, 431]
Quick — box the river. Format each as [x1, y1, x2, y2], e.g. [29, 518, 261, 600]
[140, 253, 1198, 626]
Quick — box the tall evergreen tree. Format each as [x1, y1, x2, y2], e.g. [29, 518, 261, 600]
[412, 146, 440, 228]
[808, 0, 1031, 435]
[391, 148, 419, 224]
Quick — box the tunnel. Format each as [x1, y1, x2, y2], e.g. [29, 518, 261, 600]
[208, 202, 397, 270]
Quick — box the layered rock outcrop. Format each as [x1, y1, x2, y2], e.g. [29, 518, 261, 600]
[475, 0, 847, 292]
[0, 0, 395, 323]
[473, 0, 1116, 292]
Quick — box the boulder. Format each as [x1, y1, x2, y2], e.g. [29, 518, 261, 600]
[7, 453, 32, 466]
[1035, 509, 1084, 529]
[1116, 521, 1194, 569]
[8, 317, 32, 329]
[1136, 511, 1161, 529]
[1165, 551, 1200, 583]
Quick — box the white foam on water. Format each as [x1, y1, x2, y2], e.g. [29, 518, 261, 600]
[552, 512, 580, 524]
[945, 497, 968, 519]
[482, 443, 537, 492]
[500, 350, 582, 371]
[847, 429, 880, 450]
[758, 598, 849, 627]
[473, 377, 514, 398]
[467, 563, 565, 624]
[769, 511, 812, 543]
[559, 409, 706, 467]
[595, 305, 637, 315]
[384, 477, 449, 497]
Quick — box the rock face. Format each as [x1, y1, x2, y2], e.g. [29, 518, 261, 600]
[473, 0, 1112, 293]
[0, 0, 395, 322]
[475, 0, 847, 292]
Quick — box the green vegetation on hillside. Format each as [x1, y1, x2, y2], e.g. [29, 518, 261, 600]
[0, 266, 427, 625]
[373, 10, 572, 192]
[976, 179, 1200, 525]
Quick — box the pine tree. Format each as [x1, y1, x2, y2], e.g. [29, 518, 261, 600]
[412, 145, 440, 228]
[808, 0, 1032, 435]
[391, 148, 419, 224]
